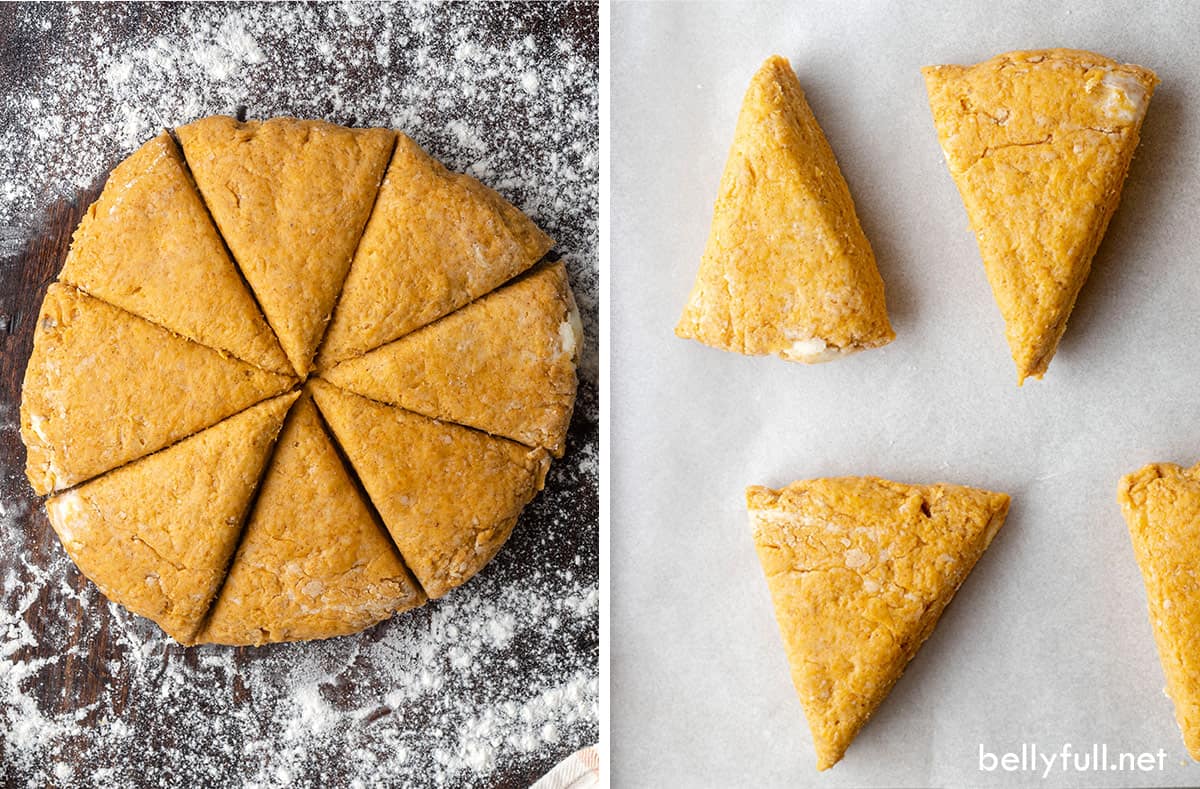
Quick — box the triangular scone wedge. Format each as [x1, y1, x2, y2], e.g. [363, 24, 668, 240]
[44, 392, 297, 643]
[923, 49, 1158, 383]
[747, 476, 1010, 770]
[675, 55, 894, 362]
[1118, 463, 1200, 760]
[20, 284, 296, 496]
[322, 262, 581, 457]
[311, 380, 550, 599]
[317, 133, 554, 368]
[58, 132, 291, 375]
[176, 116, 396, 377]
[196, 395, 425, 646]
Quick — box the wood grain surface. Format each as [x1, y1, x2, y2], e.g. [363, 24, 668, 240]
[0, 4, 599, 787]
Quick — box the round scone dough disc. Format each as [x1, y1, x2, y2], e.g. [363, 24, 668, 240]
[21, 283, 295, 496]
[196, 394, 426, 646]
[311, 379, 550, 599]
[45, 392, 298, 643]
[176, 116, 396, 377]
[322, 261, 581, 457]
[22, 117, 578, 646]
[318, 132, 554, 368]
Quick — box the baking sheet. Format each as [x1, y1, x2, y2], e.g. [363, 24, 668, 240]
[611, 1, 1200, 786]
[0, 4, 598, 787]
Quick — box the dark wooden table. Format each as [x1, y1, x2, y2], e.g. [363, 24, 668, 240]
[0, 4, 599, 787]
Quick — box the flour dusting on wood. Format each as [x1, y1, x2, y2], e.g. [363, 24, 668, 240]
[0, 3, 598, 786]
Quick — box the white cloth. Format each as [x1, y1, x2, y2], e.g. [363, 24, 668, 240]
[530, 745, 600, 789]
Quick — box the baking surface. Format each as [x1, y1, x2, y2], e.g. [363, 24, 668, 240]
[0, 3, 597, 787]
[612, 1, 1199, 786]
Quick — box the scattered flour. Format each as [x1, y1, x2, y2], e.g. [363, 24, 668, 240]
[0, 3, 598, 787]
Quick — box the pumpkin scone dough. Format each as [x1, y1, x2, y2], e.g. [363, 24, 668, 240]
[196, 395, 425, 646]
[176, 116, 396, 377]
[20, 115, 576, 647]
[317, 132, 554, 369]
[323, 261, 581, 457]
[1118, 463, 1200, 760]
[45, 392, 297, 643]
[311, 380, 551, 600]
[748, 477, 1010, 770]
[676, 55, 893, 363]
[20, 283, 295, 496]
[923, 49, 1158, 383]
[58, 131, 291, 375]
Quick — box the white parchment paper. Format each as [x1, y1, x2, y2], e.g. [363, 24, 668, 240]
[611, 1, 1200, 786]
